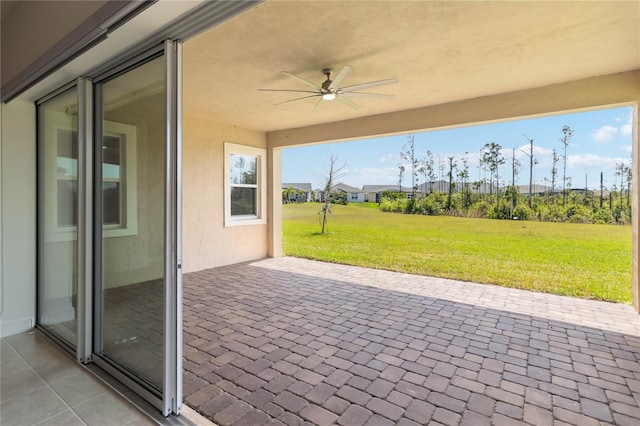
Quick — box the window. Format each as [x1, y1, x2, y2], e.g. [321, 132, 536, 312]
[42, 111, 137, 241]
[224, 142, 266, 226]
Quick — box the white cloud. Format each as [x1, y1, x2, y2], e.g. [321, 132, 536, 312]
[620, 123, 632, 138]
[620, 145, 632, 153]
[567, 153, 625, 170]
[343, 167, 400, 187]
[590, 125, 618, 143]
[379, 153, 396, 163]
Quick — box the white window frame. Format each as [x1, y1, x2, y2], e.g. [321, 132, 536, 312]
[43, 110, 138, 241]
[224, 142, 267, 227]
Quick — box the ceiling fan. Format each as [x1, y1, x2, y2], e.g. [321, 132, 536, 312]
[258, 65, 398, 112]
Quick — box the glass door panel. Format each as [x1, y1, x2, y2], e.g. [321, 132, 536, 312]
[37, 87, 79, 349]
[97, 56, 166, 392]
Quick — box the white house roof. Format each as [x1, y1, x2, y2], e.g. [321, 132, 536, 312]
[282, 183, 312, 192]
[334, 183, 363, 193]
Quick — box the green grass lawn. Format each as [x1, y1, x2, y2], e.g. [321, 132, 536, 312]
[283, 203, 632, 304]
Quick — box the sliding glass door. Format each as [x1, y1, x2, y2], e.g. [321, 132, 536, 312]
[37, 87, 80, 349]
[94, 53, 167, 394]
[37, 41, 182, 416]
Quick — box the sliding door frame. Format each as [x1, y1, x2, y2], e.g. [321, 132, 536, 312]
[90, 40, 182, 416]
[36, 39, 181, 416]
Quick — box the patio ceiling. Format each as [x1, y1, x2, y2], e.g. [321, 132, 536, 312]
[183, 0, 640, 133]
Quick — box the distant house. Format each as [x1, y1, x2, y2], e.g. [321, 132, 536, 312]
[362, 185, 413, 203]
[282, 182, 312, 202]
[517, 184, 552, 196]
[313, 189, 324, 202]
[333, 183, 365, 203]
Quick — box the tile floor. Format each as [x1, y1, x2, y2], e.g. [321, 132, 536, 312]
[0, 330, 156, 426]
[182, 257, 640, 426]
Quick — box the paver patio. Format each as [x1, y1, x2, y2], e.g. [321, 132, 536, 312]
[182, 257, 640, 426]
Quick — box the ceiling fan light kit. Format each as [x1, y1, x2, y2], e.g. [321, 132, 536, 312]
[258, 65, 398, 111]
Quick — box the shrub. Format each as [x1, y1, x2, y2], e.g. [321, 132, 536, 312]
[512, 204, 535, 221]
[467, 200, 491, 218]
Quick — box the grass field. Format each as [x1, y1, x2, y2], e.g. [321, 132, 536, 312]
[283, 203, 632, 304]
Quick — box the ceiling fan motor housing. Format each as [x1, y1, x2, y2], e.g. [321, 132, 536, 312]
[321, 68, 334, 91]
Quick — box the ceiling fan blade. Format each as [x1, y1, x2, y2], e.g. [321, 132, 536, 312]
[312, 98, 325, 113]
[328, 65, 353, 90]
[336, 96, 360, 110]
[258, 89, 319, 94]
[341, 78, 398, 93]
[282, 71, 322, 90]
[275, 94, 320, 105]
[341, 92, 394, 99]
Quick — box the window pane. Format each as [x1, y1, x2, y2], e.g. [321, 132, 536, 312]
[103, 182, 120, 225]
[57, 180, 78, 227]
[100, 56, 165, 392]
[38, 86, 78, 349]
[231, 187, 257, 216]
[57, 130, 78, 178]
[103, 135, 121, 167]
[230, 154, 257, 185]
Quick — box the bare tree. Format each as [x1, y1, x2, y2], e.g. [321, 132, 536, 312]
[446, 156, 457, 210]
[616, 160, 626, 207]
[318, 153, 347, 234]
[560, 125, 574, 204]
[422, 150, 436, 193]
[401, 135, 420, 197]
[398, 164, 405, 193]
[522, 134, 536, 208]
[511, 147, 521, 188]
[457, 152, 470, 208]
[551, 149, 559, 200]
[481, 142, 505, 204]
[625, 163, 632, 207]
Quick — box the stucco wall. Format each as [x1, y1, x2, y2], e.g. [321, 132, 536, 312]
[0, 99, 36, 337]
[182, 113, 268, 273]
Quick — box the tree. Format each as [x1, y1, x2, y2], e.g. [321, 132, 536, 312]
[510, 147, 521, 215]
[511, 147, 521, 188]
[550, 149, 559, 200]
[446, 156, 457, 210]
[318, 154, 347, 234]
[422, 150, 436, 194]
[457, 152, 470, 209]
[481, 142, 505, 206]
[398, 164, 405, 193]
[625, 163, 632, 207]
[401, 135, 420, 197]
[282, 185, 296, 202]
[560, 125, 574, 204]
[521, 135, 536, 208]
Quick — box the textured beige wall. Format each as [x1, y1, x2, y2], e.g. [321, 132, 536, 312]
[0, 99, 37, 336]
[182, 113, 268, 273]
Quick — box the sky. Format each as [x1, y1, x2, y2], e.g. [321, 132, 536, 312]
[282, 106, 633, 191]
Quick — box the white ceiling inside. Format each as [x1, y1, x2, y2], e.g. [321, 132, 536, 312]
[183, 0, 639, 133]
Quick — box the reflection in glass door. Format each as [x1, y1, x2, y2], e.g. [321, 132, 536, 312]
[94, 55, 166, 394]
[37, 87, 79, 349]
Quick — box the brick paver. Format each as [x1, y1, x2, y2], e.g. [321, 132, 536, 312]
[183, 257, 640, 425]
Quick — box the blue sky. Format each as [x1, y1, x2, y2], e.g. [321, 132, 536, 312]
[282, 106, 633, 191]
